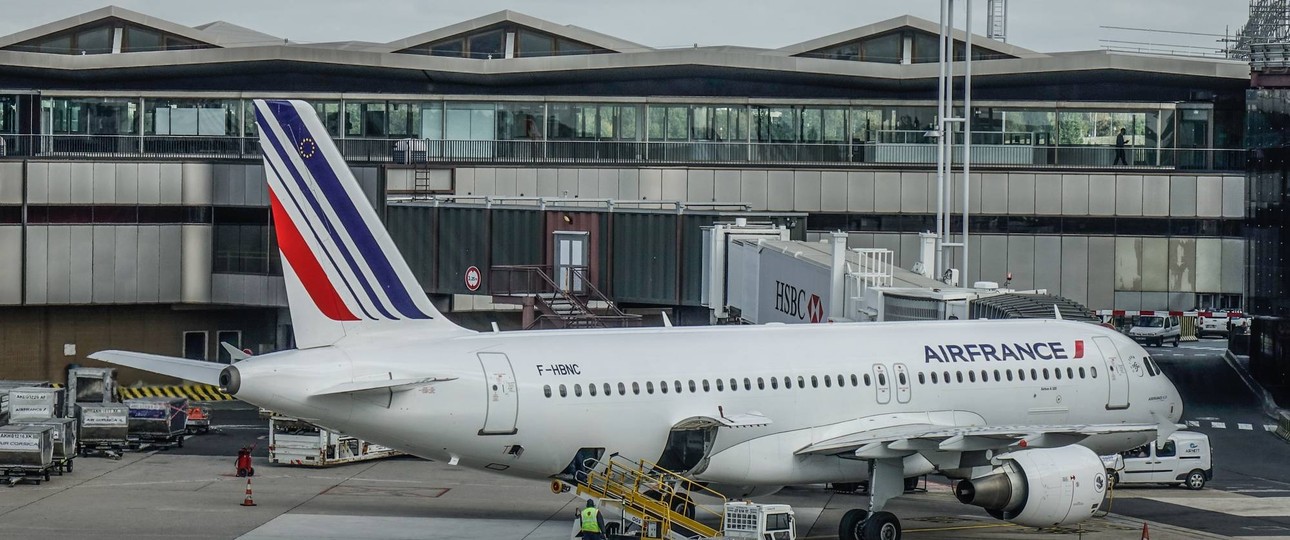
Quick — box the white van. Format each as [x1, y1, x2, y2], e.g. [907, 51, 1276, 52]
[1127, 315, 1181, 347]
[1102, 431, 1212, 490]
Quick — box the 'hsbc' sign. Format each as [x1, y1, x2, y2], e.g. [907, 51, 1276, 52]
[775, 282, 824, 323]
[750, 248, 830, 324]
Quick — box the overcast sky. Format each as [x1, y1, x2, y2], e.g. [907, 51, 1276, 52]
[0, 1, 1252, 54]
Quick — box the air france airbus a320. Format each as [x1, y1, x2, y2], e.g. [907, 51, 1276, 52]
[93, 100, 1184, 540]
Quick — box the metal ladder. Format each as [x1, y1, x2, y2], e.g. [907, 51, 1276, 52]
[573, 455, 726, 539]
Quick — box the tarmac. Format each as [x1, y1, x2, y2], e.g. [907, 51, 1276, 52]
[0, 449, 1236, 540]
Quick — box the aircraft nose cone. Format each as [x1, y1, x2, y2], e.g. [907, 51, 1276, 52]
[219, 365, 241, 395]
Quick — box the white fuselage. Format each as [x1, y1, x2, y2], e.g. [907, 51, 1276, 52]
[229, 319, 1181, 486]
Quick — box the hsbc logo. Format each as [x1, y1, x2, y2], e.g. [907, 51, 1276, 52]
[775, 281, 824, 323]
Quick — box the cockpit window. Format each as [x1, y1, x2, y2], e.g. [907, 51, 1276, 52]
[1143, 356, 1157, 376]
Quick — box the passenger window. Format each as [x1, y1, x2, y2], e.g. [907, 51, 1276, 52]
[701, 380, 710, 392]
[797, 376, 806, 388]
[1018, 369, 1026, 381]
[660, 381, 668, 394]
[574, 384, 583, 397]
[1091, 367, 1098, 378]
[955, 372, 963, 383]
[931, 372, 939, 384]
[675, 380, 683, 393]
[811, 376, 819, 388]
[838, 374, 845, 387]
[618, 382, 627, 395]
[632, 382, 640, 395]
[757, 377, 765, 390]
[1079, 367, 1086, 379]
[850, 374, 858, 386]
[1005, 370, 1013, 381]
[544, 385, 552, 398]
[980, 370, 988, 383]
[770, 377, 779, 390]
[730, 378, 737, 390]
[688, 380, 697, 393]
[864, 374, 872, 386]
[968, 371, 976, 383]
[744, 378, 752, 390]
[784, 376, 792, 389]
[716, 379, 724, 391]
[589, 383, 598, 396]
[1054, 368, 1062, 380]
[1156, 441, 1176, 458]
[603, 383, 611, 396]
[646, 381, 655, 394]
[1067, 367, 1074, 379]
[918, 373, 926, 385]
[1042, 368, 1050, 380]
[993, 370, 1001, 382]
[559, 384, 567, 397]
[824, 375, 833, 388]
[1030, 368, 1038, 380]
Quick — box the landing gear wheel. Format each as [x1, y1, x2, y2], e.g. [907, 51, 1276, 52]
[838, 508, 868, 540]
[860, 511, 901, 540]
[1186, 470, 1206, 490]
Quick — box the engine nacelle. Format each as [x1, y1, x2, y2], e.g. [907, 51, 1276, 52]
[954, 445, 1107, 527]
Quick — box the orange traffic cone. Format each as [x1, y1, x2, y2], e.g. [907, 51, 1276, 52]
[241, 477, 257, 507]
[1141, 522, 1150, 540]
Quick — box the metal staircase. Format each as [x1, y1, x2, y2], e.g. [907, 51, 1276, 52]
[491, 265, 641, 330]
[574, 455, 727, 539]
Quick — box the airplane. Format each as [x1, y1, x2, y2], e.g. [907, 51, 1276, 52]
[92, 99, 1184, 540]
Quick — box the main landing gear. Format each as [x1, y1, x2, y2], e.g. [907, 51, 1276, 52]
[838, 458, 903, 540]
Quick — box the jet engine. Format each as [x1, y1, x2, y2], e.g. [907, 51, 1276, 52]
[953, 445, 1106, 527]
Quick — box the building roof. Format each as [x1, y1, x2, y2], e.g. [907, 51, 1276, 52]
[775, 14, 1042, 59]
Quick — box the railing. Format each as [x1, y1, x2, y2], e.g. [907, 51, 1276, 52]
[490, 264, 640, 329]
[0, 133, 1247, 171]
[577, 455, 727, 539]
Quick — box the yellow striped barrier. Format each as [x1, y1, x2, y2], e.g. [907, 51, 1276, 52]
[118, 385, 234, 402]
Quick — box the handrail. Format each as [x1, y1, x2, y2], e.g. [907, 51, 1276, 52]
[577, 455, 727, 539]
[490, 265, 641, 329]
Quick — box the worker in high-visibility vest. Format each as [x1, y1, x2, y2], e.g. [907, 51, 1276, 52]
[578, 499, 607, 539]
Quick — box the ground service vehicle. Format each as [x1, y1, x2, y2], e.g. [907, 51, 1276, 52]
[268, 416, 400, 466]
[1128, 315, 1181, 347]
[1103, 431, 1211, 490]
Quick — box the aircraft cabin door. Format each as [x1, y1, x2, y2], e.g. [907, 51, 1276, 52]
[872, 364, 891, 405]
[893, 364, 911, 404]
[1092, 336, 1129, 410]
[478, 352, 519, 435]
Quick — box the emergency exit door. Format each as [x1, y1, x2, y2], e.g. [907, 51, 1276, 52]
[478, 352, 518, 435]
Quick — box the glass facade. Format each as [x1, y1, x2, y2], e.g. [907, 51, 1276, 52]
[400, 24, 607, 59]
[4, 22, 208, 54]
[802, 30, 1011, 64]
[1246, 88, 1290, 407]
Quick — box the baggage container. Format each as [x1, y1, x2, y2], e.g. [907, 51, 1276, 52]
[14, 418, 77, 474]
[0, 381, 52, 424]
[9, 387, 65, 422]
[66, 368, 116, 417]
[269, 416, 401, 467]
[126, 398, 188, 448]
[78, 403, 129, 459]
[0, 425, 56, 484]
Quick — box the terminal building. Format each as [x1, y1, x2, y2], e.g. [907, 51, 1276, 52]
[0, 6, 1250, 382]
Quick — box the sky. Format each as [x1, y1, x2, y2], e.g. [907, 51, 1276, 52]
[0, 0, 1253, 54]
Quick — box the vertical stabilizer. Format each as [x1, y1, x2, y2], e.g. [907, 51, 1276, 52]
[254, 99, 463, 348]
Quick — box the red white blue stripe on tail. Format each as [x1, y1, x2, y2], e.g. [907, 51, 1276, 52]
[255, 100, 457, 347]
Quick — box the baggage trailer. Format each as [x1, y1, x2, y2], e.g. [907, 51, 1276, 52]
[77, 404, 129, 459]
[0, 424, 56, 485]
[8, 386, 66, 423]
[268, 416, 400, 466]
[125, 398, 188, 449]
[0, 381, 52, 424]
[15, 418, 77, 474]
[65, 367, 116, 418]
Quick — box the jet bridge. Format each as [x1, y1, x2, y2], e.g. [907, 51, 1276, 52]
[702, 221, 1093, 324]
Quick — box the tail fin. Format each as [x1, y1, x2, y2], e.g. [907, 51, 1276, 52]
[254, 99, 462, 348]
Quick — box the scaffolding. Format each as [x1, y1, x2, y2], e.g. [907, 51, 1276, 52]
[987, 0, 1007, 42]
[1232, 0, 1290, 58]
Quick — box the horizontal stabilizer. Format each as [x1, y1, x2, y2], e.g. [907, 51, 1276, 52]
[220, 342, 251, 362]
[88, 350, 224, 386]
[312, 376, 457, 396]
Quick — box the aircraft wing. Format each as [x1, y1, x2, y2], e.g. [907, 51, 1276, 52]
[796, 420, 1181, 458]
[88, 350, 225, 386]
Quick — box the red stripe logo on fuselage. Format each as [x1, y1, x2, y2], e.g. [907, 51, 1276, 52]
[269, 190, 359, 321]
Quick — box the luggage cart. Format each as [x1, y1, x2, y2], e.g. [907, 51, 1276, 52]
[126, 398, 188, 450]
[13, 418, 77, 474]
[77, 403, 129, 459]
[0, 425, 56, 486]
